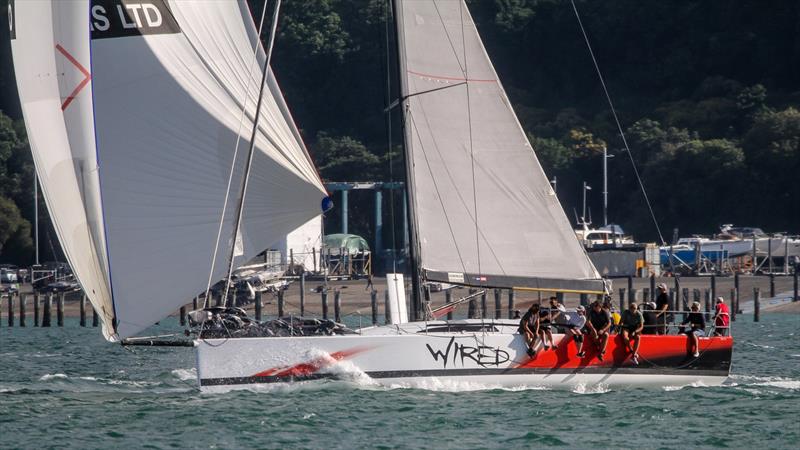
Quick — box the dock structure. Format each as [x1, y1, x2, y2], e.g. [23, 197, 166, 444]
[324, 181, 407, 273]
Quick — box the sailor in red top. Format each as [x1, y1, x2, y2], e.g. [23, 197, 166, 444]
[714, 297, 730, 336]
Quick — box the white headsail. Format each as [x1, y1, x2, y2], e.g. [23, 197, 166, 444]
[395, 0, 603, 293]
[9, 0, 115, 338]
[10, 0, 327, 339]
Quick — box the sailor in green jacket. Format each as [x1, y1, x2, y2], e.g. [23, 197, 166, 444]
[620, 302, 644, 365]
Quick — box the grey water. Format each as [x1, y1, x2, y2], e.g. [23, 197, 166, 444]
[1, 314, 798, 449]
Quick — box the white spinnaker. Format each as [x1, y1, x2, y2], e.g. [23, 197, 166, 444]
[89, 0, 326, 338]
[395, 0, 602, 291]
[9, 1, 115, 338]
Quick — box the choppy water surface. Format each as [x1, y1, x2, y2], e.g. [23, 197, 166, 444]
[1, 314, 798, 449]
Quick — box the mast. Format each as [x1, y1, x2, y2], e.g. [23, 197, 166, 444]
[390, 0, 423, 320]
[223, 0, 283, 305]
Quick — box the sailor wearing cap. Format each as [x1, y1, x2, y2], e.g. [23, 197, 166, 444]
[565, 305, 588, 357]
[655, 283, 670, 334]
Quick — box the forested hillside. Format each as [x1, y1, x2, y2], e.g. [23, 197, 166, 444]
[1, 0, 798, 265]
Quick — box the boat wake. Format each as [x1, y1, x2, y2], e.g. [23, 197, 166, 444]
[727, 374, 800, 390]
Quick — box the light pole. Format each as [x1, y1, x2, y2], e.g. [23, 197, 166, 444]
[582, 182, 592, 224]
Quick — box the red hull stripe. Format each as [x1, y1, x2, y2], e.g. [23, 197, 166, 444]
[515, 335, 733, 369]
[252, 347, 370, 378]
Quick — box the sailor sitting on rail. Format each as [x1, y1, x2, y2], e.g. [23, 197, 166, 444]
[680, 302, 706, 358]
[620, 303, 645, 365]
[586, 301, 612, 361]
[565, 305, 587, 357]
[518, 304, 541, 357]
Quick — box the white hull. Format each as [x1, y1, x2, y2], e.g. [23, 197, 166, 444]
[195, 320, 732, 392]
[754, 237, 800, 258]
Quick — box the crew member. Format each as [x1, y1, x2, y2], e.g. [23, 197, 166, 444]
[655, 283, 670, 334]
[518, 304, 540, 357]
[713, 296, 730, 336]
[620, 303, 645, 365]
[680, 302, 706, 357]
[586, 301, 611, 361]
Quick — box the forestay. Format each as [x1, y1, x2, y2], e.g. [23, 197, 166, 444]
[395, 0, 603, 293]
[11, 0, 326, 340]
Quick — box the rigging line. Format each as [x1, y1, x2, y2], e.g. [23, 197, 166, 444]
[569, 0, 666, 245]
[223, 0, 284, 304]
[204, 0, 270, 308]
[407, 112, 469, 276]
[458, 0, 483, 284]
[411, 94, 506, 273]
[431, 0, 466, 76]
[383, 0, 398, 274]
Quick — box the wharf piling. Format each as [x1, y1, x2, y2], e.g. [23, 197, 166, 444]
[704, 289, 711, 313]
[643, 288, 650, 305]
[754, 288, 761, 322]
[507, 290, 515, 319]
[92, 308, 99, 327]
[580, 293, 589, 307]
[629, 288, 636, 309]
[321, 290, 329, 320]
[334, 290, 341, 323]
[57, 293, 64, 327]
[80, 294, 86, 327]
[618, 288, 626, 311]
[33, 293, 39, 327]
[480, 291, 487, 319]
[179, 306, 186, 326]
[384, 291, 390, 324]
[42, 293, 52, 327]
[445, 289, 453, 320]
[371, 290, 378, 325]
[710, 275, 716, 304]
[299, 273, 306, 316]
[794, 270, 798, 302]
[649, 275, 656, 301]
[467, 289, 477, 319]
[734, 273, 741, 312]
[494, 289, 502, 319]
[278, 290, 285, 318]
[770, 273, 775, 298]
[19, 294, 26, 327]
[7, 294, 14, 327]
[730, 288, 737, 321]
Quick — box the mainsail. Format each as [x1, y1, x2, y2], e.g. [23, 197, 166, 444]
[10, 0, 327, 340]
[394, 0, 603, 293]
